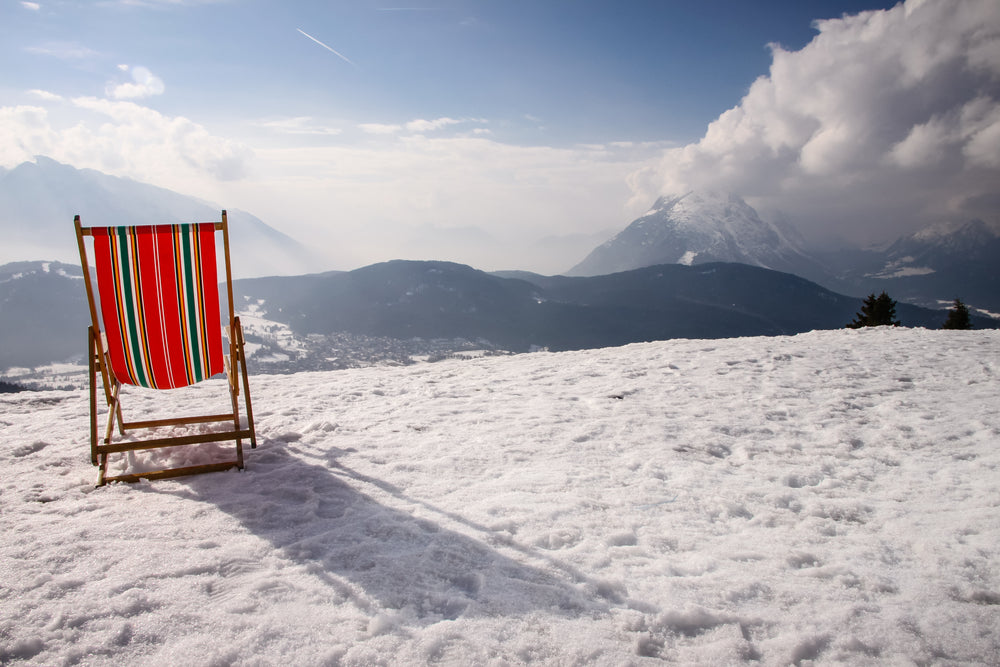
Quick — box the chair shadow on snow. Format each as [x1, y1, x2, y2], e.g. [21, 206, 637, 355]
[161, 435, 628, 625]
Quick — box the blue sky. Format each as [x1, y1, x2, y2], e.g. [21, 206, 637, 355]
[2, 0, 998, 273]
[3, 1, 897, 144]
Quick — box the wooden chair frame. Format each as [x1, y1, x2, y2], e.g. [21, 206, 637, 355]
[75, 211, 256, 486]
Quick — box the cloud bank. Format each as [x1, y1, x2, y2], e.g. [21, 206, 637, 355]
[0, 97, 252, 186]
[0, 89, 655, 272]
[637, 0, 1000, 246]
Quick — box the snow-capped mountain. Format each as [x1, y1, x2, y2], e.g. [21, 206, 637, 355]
[568, 191, 999, 314]
[818, 219, 1000, 313]
[568, 191, 813, 277]
[0, 157, 327, 278]
[874, 219, 1000, 277]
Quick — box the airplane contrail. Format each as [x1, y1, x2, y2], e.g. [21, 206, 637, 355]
[296, 28, 356, 67]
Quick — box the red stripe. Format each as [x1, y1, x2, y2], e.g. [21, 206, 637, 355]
[197, 223, 224, 378]
[152, 227, 187, 388]
[133, 227, 165, 387]
[92, 228, 132, 385]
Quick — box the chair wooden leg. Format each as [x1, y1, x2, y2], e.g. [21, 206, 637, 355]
[97, 453, 108, 487]
[242, 362, 256, 450]
[228, 383, 245, 470]
[88, 327, 98, 466]
[104, 382, 122, 446]
[235, 318, 257, 450]
[115, 401, 125, 437]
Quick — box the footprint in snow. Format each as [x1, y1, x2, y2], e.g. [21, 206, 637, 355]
[13, 441, 49, 457]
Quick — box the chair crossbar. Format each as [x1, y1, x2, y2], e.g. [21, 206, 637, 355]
[99, 460, 243, 486]
[96, 428, 254, 455]
[122, 413, 239, 431]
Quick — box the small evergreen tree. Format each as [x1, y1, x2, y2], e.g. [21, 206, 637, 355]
[942, 298, 972, 330]
[847, 291, 901, 328]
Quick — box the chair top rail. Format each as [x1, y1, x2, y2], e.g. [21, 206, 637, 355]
[75, 218, 226, 235]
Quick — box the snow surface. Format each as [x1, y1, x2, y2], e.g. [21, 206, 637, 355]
[2, 328, 999, 665]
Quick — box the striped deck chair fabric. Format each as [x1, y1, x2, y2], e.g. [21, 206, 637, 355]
[92, 224, 224, 390]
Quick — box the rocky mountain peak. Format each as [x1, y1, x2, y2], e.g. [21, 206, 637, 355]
[567, 191, 809, 277]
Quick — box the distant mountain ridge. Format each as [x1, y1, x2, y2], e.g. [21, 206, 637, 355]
[0, 157, 326, 279]
[0, 261, 89, 369]
[3, 258, 995, 372]
[231, 259, 986, 354]
[813, 219, 1000, 313]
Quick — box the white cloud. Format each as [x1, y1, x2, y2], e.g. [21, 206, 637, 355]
[405, 117, 478, 133]
[254, 117, 342, 136]
[361, 117, 488, 136]
[108, 66, 165, 99]
[0, 98, 252, 194]
[641, 0, 1000, 246]
[67, 97, 251, 180]
[960, 98, 1000, 168]
[405, 117, 460, 133]
[359, 123, 403, 135]
[21, 2, 41, 10]
[27, 89, 64, 102]
[0, 106, 57, 166]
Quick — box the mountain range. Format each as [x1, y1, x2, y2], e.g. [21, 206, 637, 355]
[568, 190, 1000, 315]
[1, 160, 996, 372]
[811, 219, 1000, 313]
[228, 260, 992, 356]
[0, 157, 325, 279]
[7, 257, 990, 373]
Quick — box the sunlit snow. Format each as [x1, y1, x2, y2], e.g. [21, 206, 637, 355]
[2, 328, 998, 664]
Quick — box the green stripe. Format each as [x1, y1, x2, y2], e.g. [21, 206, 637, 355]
[180, 225, 204, 382]
[117, 228, 150, 388]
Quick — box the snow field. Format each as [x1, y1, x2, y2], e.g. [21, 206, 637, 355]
[1, 327, 998, 665]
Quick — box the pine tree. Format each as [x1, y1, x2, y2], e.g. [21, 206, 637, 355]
[847, 291, 901, 328]
[942, 298, 972, 330]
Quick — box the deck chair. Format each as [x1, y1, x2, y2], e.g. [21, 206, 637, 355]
[75, 211, 256, 486]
